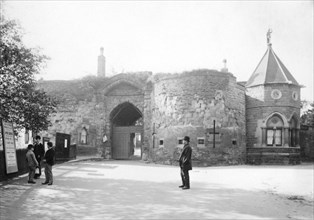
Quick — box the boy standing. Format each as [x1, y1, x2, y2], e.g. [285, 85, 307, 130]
[42, 142, 55, 185]
[26, 144, 39, 184]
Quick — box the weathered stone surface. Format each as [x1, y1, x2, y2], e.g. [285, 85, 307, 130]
[37, 69, 247, 166]
[37, 67, 302, 166]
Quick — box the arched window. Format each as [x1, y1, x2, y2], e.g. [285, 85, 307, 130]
[266, 115, 284, 146]
[290, 118, 297, 147]
[80, 127, 87, 144]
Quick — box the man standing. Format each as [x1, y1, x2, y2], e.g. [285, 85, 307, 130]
[179, 136, 192, 190]
[25, 144, 39, 184]
[42, 142, 55, 185]
[34, 135, 45, 179]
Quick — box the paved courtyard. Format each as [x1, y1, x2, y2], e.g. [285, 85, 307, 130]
[0, 160, 313, 220]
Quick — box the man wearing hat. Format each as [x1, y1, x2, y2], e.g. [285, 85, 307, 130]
[179, 136, 192, 190]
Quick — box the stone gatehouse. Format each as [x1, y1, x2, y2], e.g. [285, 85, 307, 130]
[38, 35, 302, 165]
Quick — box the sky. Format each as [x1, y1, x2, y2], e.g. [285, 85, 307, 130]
[3, 1, 314, 102]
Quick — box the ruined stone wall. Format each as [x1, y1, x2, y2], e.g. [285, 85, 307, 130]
[151, 70, 246, 166]
[38, 70, 247, 165]
[38, 79, 107, 156]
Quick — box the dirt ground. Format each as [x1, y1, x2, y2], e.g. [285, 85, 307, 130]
[0, 160, 313, 220]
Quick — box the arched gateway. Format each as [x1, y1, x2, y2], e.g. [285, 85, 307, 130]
[110, 102, 143, 159]
[102, 74, 148, 160]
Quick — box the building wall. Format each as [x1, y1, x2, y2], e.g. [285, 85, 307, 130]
[246, 84, 301, 148]
[37, 70, 247, 165]
[151, 70, 246, 165]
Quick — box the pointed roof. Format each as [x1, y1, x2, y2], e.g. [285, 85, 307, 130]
[246, 38, 300, 88]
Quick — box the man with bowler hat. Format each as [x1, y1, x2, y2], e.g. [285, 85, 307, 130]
[179, 136, 192, 190]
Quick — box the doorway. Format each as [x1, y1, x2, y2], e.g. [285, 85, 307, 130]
[111, 102, 143, 159]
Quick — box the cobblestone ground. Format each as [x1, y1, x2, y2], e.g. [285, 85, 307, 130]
[0, 160, 313, 220]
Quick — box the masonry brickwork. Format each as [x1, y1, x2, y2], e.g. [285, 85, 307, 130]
[38, 69, 248, 165]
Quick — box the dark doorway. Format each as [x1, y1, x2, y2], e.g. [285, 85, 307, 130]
[111, 102, 143, 159]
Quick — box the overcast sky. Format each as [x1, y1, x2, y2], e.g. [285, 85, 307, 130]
[3, 1, 314, 102]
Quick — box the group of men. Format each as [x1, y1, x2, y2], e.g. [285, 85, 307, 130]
[25, 135, 192, 189]
[25, 135, 55, 185]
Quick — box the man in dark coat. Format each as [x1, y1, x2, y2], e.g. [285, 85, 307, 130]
[42, 142, 55, 185]
[179, 136, 192, 190]
[34, 135, 45, 179]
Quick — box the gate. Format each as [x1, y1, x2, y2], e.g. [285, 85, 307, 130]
[112, 126, 143, 159]
[55, 132, 71, 161]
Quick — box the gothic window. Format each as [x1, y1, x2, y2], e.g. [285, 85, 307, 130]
[266, 115, 284, 146]
[80, 127, 88, 144]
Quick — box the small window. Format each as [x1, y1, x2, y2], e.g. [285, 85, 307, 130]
[177, 137, 184, 146]
[197, 137, 205, 148]
[159, 139, 164, 147]
[80, 127, 88, 144]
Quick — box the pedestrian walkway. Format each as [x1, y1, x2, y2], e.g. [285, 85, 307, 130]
[1, 160, 313, 220]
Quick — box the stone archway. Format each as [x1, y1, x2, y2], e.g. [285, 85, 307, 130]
[110, 102, 143, 159]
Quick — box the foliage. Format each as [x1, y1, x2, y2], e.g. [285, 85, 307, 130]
[0, 17, 57, 133]
[301, 102, 314, 127]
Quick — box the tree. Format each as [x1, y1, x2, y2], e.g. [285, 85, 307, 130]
[301, 102, 314, 127]
[0, 16, 57, 133]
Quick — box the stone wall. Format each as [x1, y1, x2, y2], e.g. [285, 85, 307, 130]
[300, 126, 314, 161]
[151, 70, 246, 166]
[38, 70, 248, 165]
[246, 147, 300, 165]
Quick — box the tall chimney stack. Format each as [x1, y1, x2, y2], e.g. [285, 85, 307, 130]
[221, 59, 228, 73]
[97, 47, 106, 77]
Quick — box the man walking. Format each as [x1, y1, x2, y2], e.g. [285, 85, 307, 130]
[26, 144, 39, 184]
[179, 136, 192, 190]
[42, 142, 55, 186]
[34, 135, 45, 179]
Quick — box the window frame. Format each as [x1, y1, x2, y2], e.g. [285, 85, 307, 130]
[177, 137, 184, 147]
[266, 127, 282, 146]
[197, 137, 205, 148]
[80, 127, 88, 144]
[159, 138, 164, 148]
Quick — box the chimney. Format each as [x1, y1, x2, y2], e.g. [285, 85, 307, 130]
[97, 47, 106, 77]
[221, 59, 228, 73]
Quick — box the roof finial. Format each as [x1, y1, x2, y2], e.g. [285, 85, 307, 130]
[267, 29, 272, 47]
[100, 47, 104, 55]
